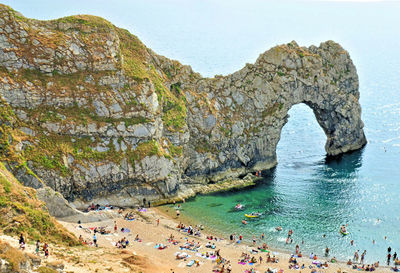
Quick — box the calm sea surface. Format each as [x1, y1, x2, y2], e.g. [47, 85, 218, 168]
[7, 0, 400, 263]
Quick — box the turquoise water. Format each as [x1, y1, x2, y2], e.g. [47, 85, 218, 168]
[7, 0, 400, 264]
[164, 102, 400, 263]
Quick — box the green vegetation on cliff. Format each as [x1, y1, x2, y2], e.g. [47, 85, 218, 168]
[0, 162, 78, 246]
[0, 3, 188, 175]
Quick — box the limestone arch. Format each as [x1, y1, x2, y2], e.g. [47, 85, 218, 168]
[187, 41, 367, 178]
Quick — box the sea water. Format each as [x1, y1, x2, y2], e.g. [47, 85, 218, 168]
[8, 0, 400, 264]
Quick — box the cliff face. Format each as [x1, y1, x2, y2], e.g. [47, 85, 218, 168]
[0, 5, 366, 211]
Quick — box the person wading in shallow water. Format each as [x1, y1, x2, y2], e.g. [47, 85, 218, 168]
[354, 250, 359, 263]
[361, 250, 366, 264]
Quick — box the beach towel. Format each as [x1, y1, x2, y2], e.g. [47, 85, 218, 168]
[154, 244, 167, 250]
[138, 208, 147, 212]
[187, 260, 195, 267]
[126, 218, 135, 221]
[121, 228, 130, 233]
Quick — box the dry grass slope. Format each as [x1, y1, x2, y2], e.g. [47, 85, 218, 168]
[0, 162, 79, 246]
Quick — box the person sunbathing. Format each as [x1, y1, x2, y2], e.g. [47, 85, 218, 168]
[176, 252, 188, 259]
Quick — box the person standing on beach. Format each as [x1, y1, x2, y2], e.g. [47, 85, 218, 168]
[143, 198, 146, 207]
[35, 240, 40, 255]
[388, 253, 392, 265]
[93, 233, 97, 247]
[393, 252, 397, 261]
[44, 248, 49, 258]
[19, 233, 25, 245]
[43, 242, 48, 252]
[176, 209, 180, 217]
[114, 221, 117, 233]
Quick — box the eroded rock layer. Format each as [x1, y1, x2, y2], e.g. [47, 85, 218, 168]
[0, 4, 366, 211]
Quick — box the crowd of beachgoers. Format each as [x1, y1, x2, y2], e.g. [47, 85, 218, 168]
[7, 201, 399, 273]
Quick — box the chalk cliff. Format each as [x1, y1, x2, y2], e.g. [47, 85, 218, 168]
[0, 4, 366, 213]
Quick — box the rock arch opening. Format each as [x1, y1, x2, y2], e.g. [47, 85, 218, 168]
[276, 103, 326, 164]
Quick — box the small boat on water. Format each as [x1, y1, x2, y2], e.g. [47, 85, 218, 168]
[245, 212, 262, 218]
[339, 224, 349, 235]
[340, 230, 349, 236]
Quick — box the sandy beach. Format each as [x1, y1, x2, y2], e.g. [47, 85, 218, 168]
[51, 208, 395, 272]
[1, 206, 396, 272]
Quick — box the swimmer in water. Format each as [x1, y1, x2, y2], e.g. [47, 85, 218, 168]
[275, 226, 282, 231]
[242, 220, 247, 225]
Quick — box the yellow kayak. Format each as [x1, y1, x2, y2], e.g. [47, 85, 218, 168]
[245, 214, 260, 218]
